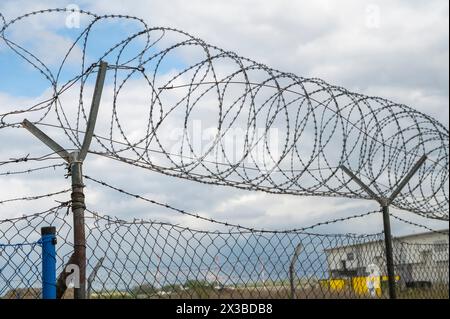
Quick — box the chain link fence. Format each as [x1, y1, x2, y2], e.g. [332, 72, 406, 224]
[0, 240, 42, 299]
[1, 205, 448, 299]
[0, 7, 448, 302]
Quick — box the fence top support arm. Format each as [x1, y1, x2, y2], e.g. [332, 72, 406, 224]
[388, 155, 427, 203]
[79, 61, 108, 162]
[21, 119, 70, 163]
[340, 165, 381, 204]
[340, 155, 428, 207]
[22, 61, 108, 164]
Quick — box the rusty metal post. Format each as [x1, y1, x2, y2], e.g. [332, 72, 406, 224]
[70, 152, 86, 299]
[69, 61, 107, 299]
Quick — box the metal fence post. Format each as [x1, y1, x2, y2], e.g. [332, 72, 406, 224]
[41, 226, 57, 299]
[22, 61, 108, 299]
[381, 203, 397, 299]
[289, 243, 302, 299]
[70, 154, 87, 299]
[340, 154, 427, 299]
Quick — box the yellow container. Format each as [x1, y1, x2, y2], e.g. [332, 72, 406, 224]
[321, 275, 400, 297]
[351, 276, 383, 297]
[319, 279, 348, 292]
[329, 279, 346, 291]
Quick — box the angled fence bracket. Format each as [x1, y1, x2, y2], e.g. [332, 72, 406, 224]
[340, 154, 427, 299]
[289, 243, 303, 299]
[21, 61, 108, 299]
[87, 256, 105, 299]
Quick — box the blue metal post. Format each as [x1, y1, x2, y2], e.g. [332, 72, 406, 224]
[41, 226, 57, 299]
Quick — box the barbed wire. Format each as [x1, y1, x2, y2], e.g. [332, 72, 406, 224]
[0, 152, 68, 167]
[83, 174, 382, 235]
[390, 213, 450, 236]
[0, 8, 448, 300]
[0, 189, 70, 205]
[0, 8, 447, 220]
[31, 121, 405, 199]
[0, 163, 65, 177]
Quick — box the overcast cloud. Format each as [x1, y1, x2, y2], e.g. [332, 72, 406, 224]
[0, 0, 448, 236]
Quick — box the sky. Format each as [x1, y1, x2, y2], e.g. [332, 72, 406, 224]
[0, 0, 448, 237]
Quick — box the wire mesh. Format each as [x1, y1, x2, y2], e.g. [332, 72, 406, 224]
[0, 8, 448, 300]
[1, 207, 448, 299]
[0, 240, 42, 299]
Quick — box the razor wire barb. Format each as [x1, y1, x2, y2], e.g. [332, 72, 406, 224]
[0, 8, 447, 220]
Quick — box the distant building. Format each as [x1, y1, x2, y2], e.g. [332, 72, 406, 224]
[324, 229, 449, 287]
